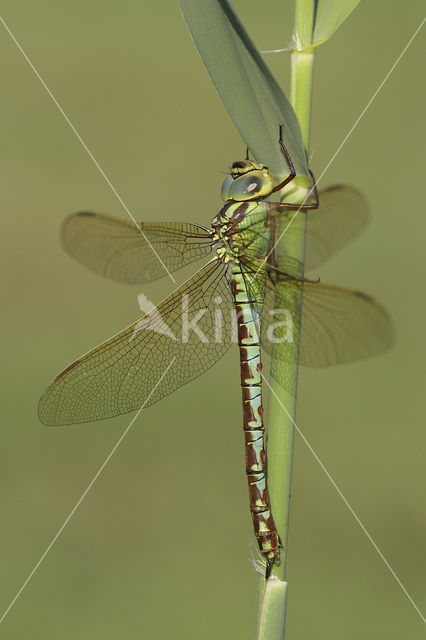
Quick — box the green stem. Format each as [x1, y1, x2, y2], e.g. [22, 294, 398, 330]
[293, 0, 316, 55]
[256, 1, 316, 638]
[290, 50, 314, 152]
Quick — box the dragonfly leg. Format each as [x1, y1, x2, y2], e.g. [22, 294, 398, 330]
[272, 124, 297, 193]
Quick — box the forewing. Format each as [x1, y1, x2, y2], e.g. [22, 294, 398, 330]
[61, 212, 213, 283]
[304, 186, 369, 271]
[262, 185, 369, 271]
[259, 271, 392, 367]
[39, 260, 234, 425]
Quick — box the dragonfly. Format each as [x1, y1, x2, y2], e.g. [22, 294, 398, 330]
[39, 127, 392, 574]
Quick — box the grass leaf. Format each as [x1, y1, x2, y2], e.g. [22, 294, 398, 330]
[178, 0, 309, 180]
[313, 0, 361, 46]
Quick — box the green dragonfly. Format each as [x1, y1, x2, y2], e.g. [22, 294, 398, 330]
[39, 129, 392, 572]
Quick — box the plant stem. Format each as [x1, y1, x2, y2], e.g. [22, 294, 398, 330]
[256, 1, 316, 638]
[290, 50, 314, 151]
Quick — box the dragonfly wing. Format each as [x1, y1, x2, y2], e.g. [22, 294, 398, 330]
[39, 260, 234, 425]
[256, 270, 392, 366]
[304, 186, 369, 271]
[263, 185, 369, 271]
[61, 212, 213, 283]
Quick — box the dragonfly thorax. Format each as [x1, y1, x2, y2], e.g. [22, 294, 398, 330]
[221, 160, 275, 202]
[211, 200, 271, 265]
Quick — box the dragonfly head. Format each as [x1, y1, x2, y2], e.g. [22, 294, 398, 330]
[221, 160, 275, 202]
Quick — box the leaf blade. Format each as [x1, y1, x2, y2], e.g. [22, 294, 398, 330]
[313, 0, 361, 45]
[179, 0, 309, 180]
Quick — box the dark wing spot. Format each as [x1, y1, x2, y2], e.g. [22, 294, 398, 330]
[53, 358, 82, 382]
[354, 290, 374, 301]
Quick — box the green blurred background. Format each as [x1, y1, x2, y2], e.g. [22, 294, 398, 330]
[0, 2, 425, 638]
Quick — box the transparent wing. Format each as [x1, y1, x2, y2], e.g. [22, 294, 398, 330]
[61, 212, 213, 283]
[239, 186, 368, 272]
[304, 185, 369, 270]
[39, 260, 234, 425]
[243, 264, 392, 367]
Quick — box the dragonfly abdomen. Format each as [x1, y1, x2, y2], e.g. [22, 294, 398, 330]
[230, 264, 280, 568]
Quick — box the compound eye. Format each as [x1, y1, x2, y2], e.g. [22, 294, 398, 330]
[221, 174, 233, 201]
[235, 175, 263, 197]
[230, 171, 274, 201]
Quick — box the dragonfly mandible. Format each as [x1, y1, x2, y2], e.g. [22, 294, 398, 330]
[39, 127, 392, 572]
